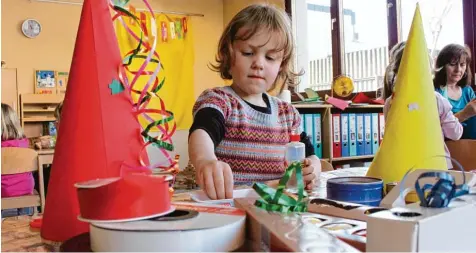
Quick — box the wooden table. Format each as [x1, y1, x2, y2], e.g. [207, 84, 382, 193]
[1, 167, 369, 252]
[37, 149, 55, 213]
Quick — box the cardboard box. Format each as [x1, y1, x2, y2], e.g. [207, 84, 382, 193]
[234, 198, 363, 252]
[367, 194, 476, 252]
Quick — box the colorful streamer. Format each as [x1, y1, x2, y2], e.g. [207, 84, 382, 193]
[252, 162, 308, 213]
[109, 0, 179, 185]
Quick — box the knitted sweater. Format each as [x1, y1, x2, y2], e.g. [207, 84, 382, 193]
[193, 86, 300, 183]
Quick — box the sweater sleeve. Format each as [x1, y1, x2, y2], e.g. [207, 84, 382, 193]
[192, 88, 232, 120]
[436, 92, 463, 140]
[189, 107, 225, 148]
[383, 97, 391, 121]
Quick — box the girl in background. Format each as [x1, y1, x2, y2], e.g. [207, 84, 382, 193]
[1, 103, 35, 216]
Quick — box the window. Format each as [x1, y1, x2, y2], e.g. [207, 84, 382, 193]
[343, 0, 389, 92]
[294, 0, 333, 92]
[401, 0, 465, 62]
[290, 0, 472, 93]
[307, 1, 333, 91]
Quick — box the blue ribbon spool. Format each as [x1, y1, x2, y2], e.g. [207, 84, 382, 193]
[400, 155, 470, 208]
[327, 177, 384, 206]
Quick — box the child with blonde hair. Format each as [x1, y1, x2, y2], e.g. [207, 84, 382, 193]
[1, 103, 35, 202]
[189, 4, 321, 200]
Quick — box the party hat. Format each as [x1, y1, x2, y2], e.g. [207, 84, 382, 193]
[41, 0, 144, 242]
[366, 4, 447, 185]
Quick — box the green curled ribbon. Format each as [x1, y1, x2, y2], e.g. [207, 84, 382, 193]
[252, 162, 308, 213]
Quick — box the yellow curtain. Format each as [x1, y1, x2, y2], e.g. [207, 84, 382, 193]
[115, 13, 195, 130]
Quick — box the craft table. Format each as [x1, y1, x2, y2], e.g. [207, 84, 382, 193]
[1, 167, 369, 252]
[37, 149, 55, 213]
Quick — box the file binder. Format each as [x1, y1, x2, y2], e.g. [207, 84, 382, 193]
[364, 113, 372, 155]
[332, 114, 342, 158]
[313, 114, 323, 158]
[371, 113, 379, 154]
[356, 114, 365, 156]
[341, 114, 349, 157]
[379, 113, 385, 145]
[349, 113, 357, 156]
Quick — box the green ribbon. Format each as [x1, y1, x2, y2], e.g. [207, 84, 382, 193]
[140, 112, 175, 151]
[252, 162, 308, 213]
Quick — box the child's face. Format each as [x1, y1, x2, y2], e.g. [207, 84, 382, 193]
[445, 56, 467, 85]
[229, 28, 284, 96]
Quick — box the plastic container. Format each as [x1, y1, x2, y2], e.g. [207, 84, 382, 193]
[326, 176, 383, 206]
[285, 132, 305, 192]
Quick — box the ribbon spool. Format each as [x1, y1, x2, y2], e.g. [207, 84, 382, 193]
[252, 162, 308, 213]
[400, 155, 470, 208]
[76, 173, 174, 222]
[326, 177, 383, 206]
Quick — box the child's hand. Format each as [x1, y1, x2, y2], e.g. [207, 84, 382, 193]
[302, 157, 321, 190]
[195, 160, 234, 200]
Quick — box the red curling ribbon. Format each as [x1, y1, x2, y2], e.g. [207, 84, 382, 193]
[76, 173, 172, 221]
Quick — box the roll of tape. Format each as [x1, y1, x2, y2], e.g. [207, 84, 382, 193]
[90, 202, 246, 252]
[75, 174, 173, 222]
[327, 176, 383, 206]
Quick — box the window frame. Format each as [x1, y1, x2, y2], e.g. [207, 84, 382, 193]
[286, 0, 476, 91]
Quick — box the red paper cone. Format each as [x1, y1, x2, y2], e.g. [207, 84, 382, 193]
[41, 0, 144, 242]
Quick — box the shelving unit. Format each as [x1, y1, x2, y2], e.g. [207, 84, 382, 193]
[294, 102, 384, 165]
[20, 93, 64, 137]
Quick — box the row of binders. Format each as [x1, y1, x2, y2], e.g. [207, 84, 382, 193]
[301, 113, 385, 158]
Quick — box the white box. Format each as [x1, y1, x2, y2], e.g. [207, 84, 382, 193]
[367, 195, 476, 252]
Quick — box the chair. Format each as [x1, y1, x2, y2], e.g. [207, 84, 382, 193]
[446, 140, 476, 171]
[320, 159, 334, 172]
[1, 147, 42, 215]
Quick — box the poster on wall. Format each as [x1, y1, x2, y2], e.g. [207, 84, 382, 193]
[56, 71, 69, 94]
[35, 70, 56, 94]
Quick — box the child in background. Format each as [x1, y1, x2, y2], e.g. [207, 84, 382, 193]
[34, 101, 62, 201]
[188, 4, 321, 200]
[1, 103, 35, 216]
[382, 42, 463, 169]
[54, 101, 63, 130]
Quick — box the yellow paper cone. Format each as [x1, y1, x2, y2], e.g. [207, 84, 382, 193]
[366, 4, 447, 185]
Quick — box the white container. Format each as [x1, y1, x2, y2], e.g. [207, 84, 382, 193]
[285, 132, 305, 192]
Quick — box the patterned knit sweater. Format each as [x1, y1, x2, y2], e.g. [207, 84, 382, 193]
[193, 86, 300, 183]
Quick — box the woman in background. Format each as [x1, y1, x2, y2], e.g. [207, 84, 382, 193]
[434, 44, 476, 139]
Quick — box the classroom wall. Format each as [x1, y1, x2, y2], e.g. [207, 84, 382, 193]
[223, 0, 285, 26]
[1, 0, 224, 169]
[1, 0, 224, 101]
[1, 0, 284, 169]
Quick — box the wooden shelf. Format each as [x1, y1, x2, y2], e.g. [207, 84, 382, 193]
[348, 104, 384, 108]
[23, 117, 57, 122]
[20, 93, 64, 137]
[331, 155, 374, 162]
[293, 103, 383, 109]
[21, 93, 64, 104]
[23, 108, 56, 112]
[296, 102, 384, 165]
[293, 103, 332, 109]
